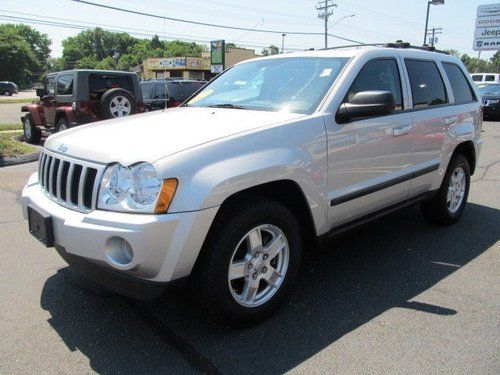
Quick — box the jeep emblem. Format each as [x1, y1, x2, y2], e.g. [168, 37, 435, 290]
[57, 144, 68, 153]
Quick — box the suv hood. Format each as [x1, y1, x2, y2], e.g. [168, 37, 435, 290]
[45, 107, 303, 165]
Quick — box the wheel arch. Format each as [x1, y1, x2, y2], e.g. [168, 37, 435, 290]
[210, 179, 318, 245]
[453, 140, 476, 175]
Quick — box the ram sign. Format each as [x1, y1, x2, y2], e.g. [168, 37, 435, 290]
[474, 3, 500, 51]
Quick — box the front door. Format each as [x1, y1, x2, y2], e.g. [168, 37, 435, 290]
[327, 58, 413, 228]
[42, 75, 56, 126]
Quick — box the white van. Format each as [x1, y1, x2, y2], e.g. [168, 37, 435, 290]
[471, 73, 500, 84]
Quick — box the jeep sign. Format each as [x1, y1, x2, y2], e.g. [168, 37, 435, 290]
[474, 3, 500, 51]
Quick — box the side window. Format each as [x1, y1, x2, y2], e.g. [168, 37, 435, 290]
[485, 75, 495, 82]
[56, 74, 74, 95]
[89, 74, 134, 100]
[346, 59, 403, 111]
[471, 75, 483, 82]
[45, 76, 55, 96]
[443, 63, 476, 104]
[154, 83, 167, 99]
[405, 59, 447, 108]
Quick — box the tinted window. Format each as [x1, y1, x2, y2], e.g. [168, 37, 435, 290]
[57, 74, 74, 95]
[443, 63, 475, 103]
[45, 76, 55, 95]
[140, 82, 155, 100]
[168, 81, 205, 102]
[485, 75, 495, 81]
[89, 74, 134, 100]
[405, 59, 447, 108]
[347, 59, 403, 110]
[471, 75, 483, 82]
[155, 83, 167, 99]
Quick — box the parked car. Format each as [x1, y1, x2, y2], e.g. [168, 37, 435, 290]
[140, 79, 206, 111]
[21, 70, 145, 144]
[470, 73, 500, 84]
[0, 81, 19, 96]
[22, 42, 482, 326]
[477, 83, 500, 119]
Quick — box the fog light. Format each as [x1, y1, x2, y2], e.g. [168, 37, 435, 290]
[105, 237, 134, 267]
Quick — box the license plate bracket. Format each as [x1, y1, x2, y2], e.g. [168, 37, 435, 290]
[27, 205, 54, 247]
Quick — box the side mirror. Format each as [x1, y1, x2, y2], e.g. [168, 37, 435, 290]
[336, 90, 395, 123]
[36, 88, 44, 98]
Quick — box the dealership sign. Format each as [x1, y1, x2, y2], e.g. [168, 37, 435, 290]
[474, 3, 500, 51]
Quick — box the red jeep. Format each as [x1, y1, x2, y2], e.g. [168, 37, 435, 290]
[22, 70, 145, 144]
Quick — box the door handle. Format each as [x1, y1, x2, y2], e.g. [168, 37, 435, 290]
[444, 117, 458, 125]
[392, 125, 412, 136]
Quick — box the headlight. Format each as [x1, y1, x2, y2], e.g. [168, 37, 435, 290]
[97, 162, 177, 213]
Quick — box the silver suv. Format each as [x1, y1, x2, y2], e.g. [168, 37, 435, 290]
[22, 43, 482, 325]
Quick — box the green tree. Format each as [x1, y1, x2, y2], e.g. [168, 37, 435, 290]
[262, 45, 279, 56]
[0, 25, 39, 88]
[490, 51, 500, 73]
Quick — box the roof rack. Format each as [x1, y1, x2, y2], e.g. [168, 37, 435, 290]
[316, 41, 449, 55]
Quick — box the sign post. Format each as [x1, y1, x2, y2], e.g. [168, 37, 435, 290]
[210, 40, 225, 74]
[473, 3, 500, 51]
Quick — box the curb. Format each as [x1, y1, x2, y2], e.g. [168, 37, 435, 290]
[0, 134, 40, 167]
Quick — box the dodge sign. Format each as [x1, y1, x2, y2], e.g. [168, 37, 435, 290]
[474, 3, 500, 51]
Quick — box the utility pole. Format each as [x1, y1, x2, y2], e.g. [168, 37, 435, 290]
[426, 27, 442, 47]
[316, 0, 337, 49]
[281, 33, 286, 54]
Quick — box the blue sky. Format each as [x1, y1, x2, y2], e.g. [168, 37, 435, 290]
[0, 0, 495, 59]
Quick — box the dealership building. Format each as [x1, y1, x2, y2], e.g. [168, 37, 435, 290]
[133, 47, 259, 80]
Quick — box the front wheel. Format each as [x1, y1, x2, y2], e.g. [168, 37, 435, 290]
[23, 115, 41, 144]
[192, 198, 302, 326]
[4, 91, 10, 96]
[421, 154, 470, 225]
[56, 117, 69, 132]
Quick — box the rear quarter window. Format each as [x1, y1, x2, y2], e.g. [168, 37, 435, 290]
[405, 59, 447, 108]
[168, 81, 205, 102]
[471, 75, 483, 82]
[89, 74, 134, 100]
[443, 63, 476, 104]
[485, 75, 496, 82]
[57, 74, 74, 95]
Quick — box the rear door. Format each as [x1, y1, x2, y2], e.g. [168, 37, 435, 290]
[404, 59, 451, 197]
[327, 58, 413, 227]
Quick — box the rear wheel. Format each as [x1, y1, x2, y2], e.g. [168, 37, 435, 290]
[4, 91, 10, 96]
[56, 117, 69, 132]
[23, 115, 41, 144]
[192, 198, 302, 326]
[420, 154, 470, 225]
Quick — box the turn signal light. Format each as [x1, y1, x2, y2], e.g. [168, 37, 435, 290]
[155, 178, 178, 214]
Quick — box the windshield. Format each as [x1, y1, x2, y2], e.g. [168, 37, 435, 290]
[478, 84, 500, 95]
[186, 57, 349, 114]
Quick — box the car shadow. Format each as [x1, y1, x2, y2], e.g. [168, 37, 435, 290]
[40, 203, 500, 374]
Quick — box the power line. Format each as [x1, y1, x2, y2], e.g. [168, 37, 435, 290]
[0, 12, 310, 51]
[71, 0, 363, 44]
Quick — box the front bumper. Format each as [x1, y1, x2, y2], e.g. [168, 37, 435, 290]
[22, 172, 218, 297]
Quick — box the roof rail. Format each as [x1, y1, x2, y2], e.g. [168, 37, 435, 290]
[317, 41, 449, 55]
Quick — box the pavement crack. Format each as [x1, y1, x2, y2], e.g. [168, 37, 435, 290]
[127, 301, 221, 375]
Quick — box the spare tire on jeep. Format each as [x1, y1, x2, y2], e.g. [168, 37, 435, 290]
[99, 88, 135, 119]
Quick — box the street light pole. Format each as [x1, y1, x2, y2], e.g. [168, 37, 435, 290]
[282, 33, 286, 54]
[423, 0, 445, 45]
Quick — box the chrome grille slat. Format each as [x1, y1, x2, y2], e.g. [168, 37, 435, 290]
[38, 150, 104, 213]
[66, 163, 75, 205]
[77, 167, 88, 208]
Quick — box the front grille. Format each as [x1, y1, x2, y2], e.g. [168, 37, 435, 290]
[38, 150, 105, 212]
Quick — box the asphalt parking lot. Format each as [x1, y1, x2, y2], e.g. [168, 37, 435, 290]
[0, 122, 498, 374]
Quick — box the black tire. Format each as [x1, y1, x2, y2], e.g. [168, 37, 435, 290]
[191, 198, 302, 326]
[99, 88, 135, 120]
[23, 114, 41, 144]
[56, 117, 69, 132]
[420, 154, 470, 225]
[4, 91, 11, 96]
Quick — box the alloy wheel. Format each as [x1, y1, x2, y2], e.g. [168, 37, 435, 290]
[228, 224, 289, 307]
[447, 166, 466, 213]
[109, 96, 132, 117]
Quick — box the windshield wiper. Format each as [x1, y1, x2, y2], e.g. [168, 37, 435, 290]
[207, 103, 248, 110]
